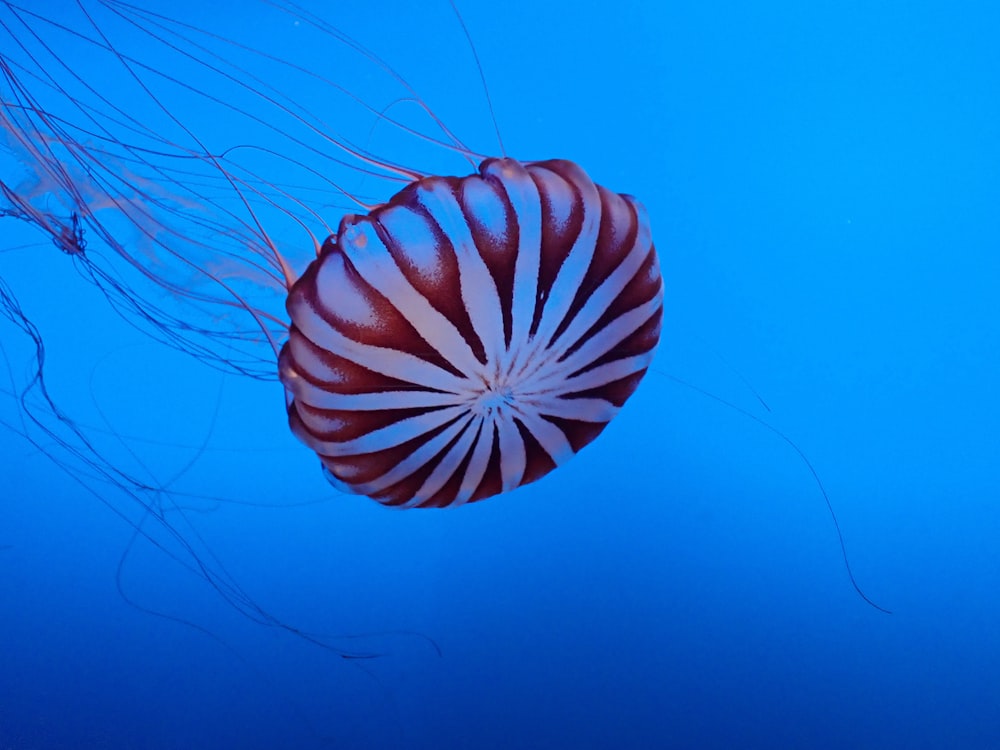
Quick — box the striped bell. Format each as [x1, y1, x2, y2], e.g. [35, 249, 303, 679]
[278, 158, 663, 508]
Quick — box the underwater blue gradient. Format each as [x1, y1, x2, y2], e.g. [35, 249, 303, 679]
[2, 0, 999, 748]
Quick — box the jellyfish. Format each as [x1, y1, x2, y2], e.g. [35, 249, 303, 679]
[280, 158, 663, 508]
[1, 0, 662, 514]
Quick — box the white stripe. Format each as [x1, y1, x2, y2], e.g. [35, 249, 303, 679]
[409, 418, 482, 506]
[356, 413, 475, 499]
[293, 384, 469, 412]
[532, 295, 662, 389]
[524, 164, 602, 360]
[539, 199, 654, 373]
[309, 404, 469, 456]
[509, 406, 575, 466]
[554, 354, 657, 395]
[283, 330, 349, 385]
[451, 418, 496, 507]
[338, 214, 483, 377]
[495, 408, 527, 493]
[289, 294, 471, 394]
[418, 180, 507, 368]
[483, 159, 541, 371]
[523, 394, 620, 423]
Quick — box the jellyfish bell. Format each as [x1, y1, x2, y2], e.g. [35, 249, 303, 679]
[280, 157, 663, 508]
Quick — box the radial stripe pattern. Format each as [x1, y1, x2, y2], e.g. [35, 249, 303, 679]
[279, 158, 663, 508]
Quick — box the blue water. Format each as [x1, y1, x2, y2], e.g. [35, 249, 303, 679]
[2, 1, 998, 748]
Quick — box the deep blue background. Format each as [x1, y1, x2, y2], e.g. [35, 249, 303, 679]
[2, 1, 998, 748]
